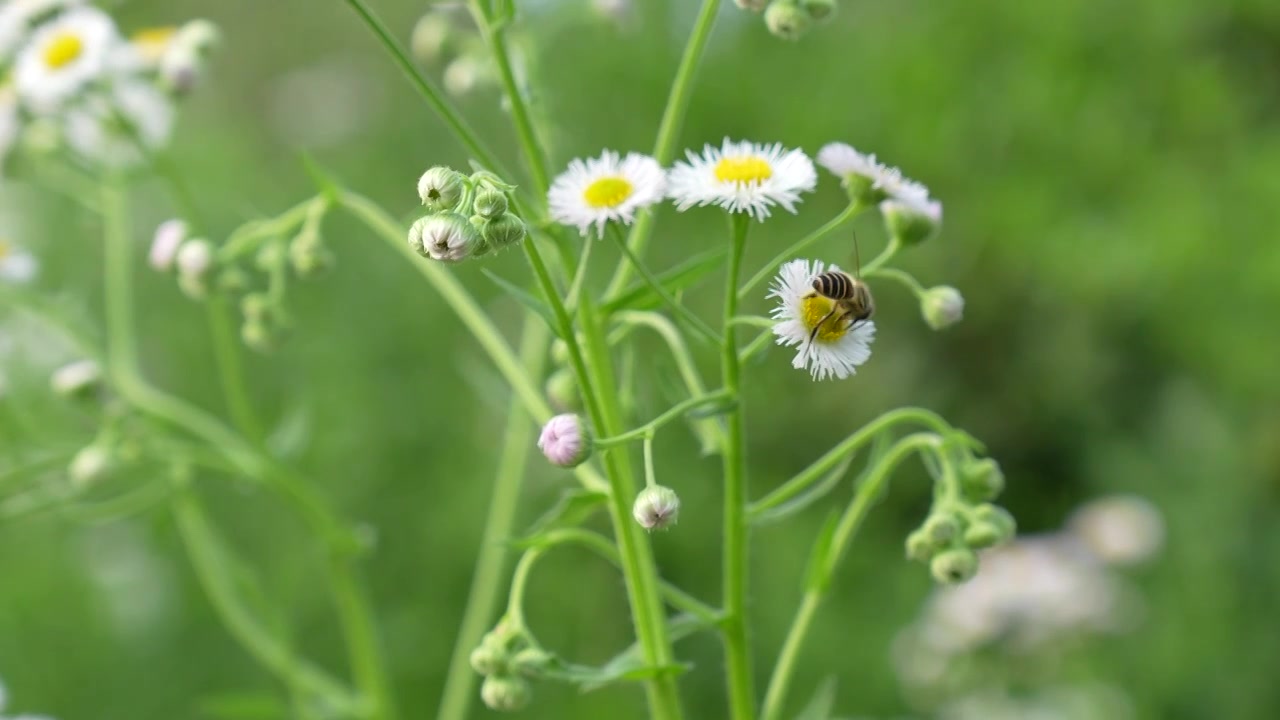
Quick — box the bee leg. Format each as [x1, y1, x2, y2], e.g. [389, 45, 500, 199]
[805, 307, 839, 348]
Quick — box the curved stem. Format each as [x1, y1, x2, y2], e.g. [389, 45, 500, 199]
[596, 390, 730, 447]
[720, 214, 754, 720]
[604, 0, 723, 297]
[206, 298, 264, 443]
[760, 433, 941, 720]
[738, 201, 864, 300]
[861, 235, 900, 275]
[866, 266, 926, 297]
[608, 225, 720, 344]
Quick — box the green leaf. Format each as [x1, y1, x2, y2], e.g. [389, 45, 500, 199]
[602, 247, 727, 314]
[544, 613, 709, 692]
[804, 510, 841, 594]
[481, 269, 560, 336]
[685, 395, 739, 420]
[795, 676, 839, 720]
[750, 451, 856, 526]
[518, 489, 608, 542]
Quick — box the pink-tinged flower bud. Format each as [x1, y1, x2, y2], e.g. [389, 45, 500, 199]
[537, 414, 592, 468]
[149, 219, 188, 271]
[633, 486, 680, 530]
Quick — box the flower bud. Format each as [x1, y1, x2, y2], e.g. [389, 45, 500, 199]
[921, 285, 964, 331]
[512, 647, 554, 677]
[444, 55, 490, 97]
[963, 520, 1007, 549]
[241, 320, 275, 354]
[480, 675, 531, 712]
[240, 292, 270, 322]
[930, 547, 978, 584]
[217, 266, 249, 294]
[409, 213, 483, 263]
[960, 458, 1004, 502]
[50, 359, 102, 399]
[473, 188, 508, 220]
[537, 414, 592, 468]
[176, 239, 215, 298]
[69, 444, 112, 489]
[971, 503, 1017, 538]
[905, 529, 935, 563]
[149, 219, 187, 272]
[411, 12, 451, 64]
[922, 512, 961, 544]
[417, 166, 466, 212]
[802, 0, 836, 21]
[765, 1, 812, 41]
[482, 213, 527, 251]
[633, 485, 680, 531]
[881, 196, 942, 246]
[289, 231, 333, 277]
[470, 643, 506, 676]
[545, 368, 580, 412]
[735, 0, 769, 11]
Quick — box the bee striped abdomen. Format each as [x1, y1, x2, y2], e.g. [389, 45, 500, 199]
[812, 271, 854, 299]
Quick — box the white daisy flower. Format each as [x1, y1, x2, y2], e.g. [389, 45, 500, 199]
[768, 258, 875, 381]
[668, 138, 816, 220]
[547, 150, 666, 238]
[0, 238, 38, 283]
[13, 5, 120, 113]
[816, 141, 930, 203]
[0, 0, 86, 63]
[64, 80, 175, 168]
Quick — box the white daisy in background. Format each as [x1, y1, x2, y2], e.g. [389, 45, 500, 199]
[0, 238, 38, 283]
[668, 138, 816, 220]
[64, 79, 174, 167]
[0, 83, 20, 167]
[0, 0, 85, 63]
[547, 150, 665, 237]
[13, 5, 120, 113]
[769, 258, 875, 381]
[817, 141, 931, 203]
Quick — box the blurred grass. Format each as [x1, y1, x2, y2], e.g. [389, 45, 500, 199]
[2, 0, 1280, 718]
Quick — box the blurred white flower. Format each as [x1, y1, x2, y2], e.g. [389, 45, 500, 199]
[0, 84, 20, 166]
[80, 523, 177, 642]
[13, 5, 119, 112]
[547, 150, 666, 238]
[817, 142, 930, 203]
[63, 79, 174, 168]
[149, 219, 187, 271]
[0, 239, 38, 283]
[1068, 495, 1164, 566]
[0, 0, 86, 63]
[940, 684, 1133, 720]
[669, 138, 816, 220]
[769, 258, 875, 381]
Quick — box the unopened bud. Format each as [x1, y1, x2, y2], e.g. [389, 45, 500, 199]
[971, 503, 1016, 538]
[411, 12, 451, 64]
[417, 166, 467, 212]
[930, 547, 978, 584]
[176, 239, 215, 298]
[51, 359, 102, 399]
[765, 1, 812, 41]
[289, 232, 333, 277]
[922, 512, 960, 544]
[881, 196, 942, 246]
[469, 643, 506, 676]
[473, 188, 508, 220]
[960, 458, 1004, 502]
[905, 529, 935, 563]
[217, 266, 249, 294]
[69, 444, 112, 488]
[241, 320, 275, 353]
[512, 647, 554, 677]
[545, 368, 580, 412]
[482, 213, 527, 250]
[537, 414, 592, 468]
[801, 0, 836, 21]
[240, 292, 270, 322]
[480, 675, 531, 712]
[409, 213, 483, 263]
[963, 520, 1007, 549]
[149, 219, 187, 271]
[921, 285, 964, 330]
[633, 485, 680, 530]
[735, 0, 769, 11]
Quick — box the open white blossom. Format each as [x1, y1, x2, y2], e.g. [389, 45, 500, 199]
[0, 239, 38, 283]
[64, 80, 175, 167]
[769, 258, 875, 381]
[668, 138, 816, 220]
[547, 150, 665, 238]
[13, 5, 119, 112]
[817, 141, 930, 203]
[0, 0, 86, 63]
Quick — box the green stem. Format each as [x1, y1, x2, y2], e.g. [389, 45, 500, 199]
[604, 0, 723, 297]
[866, 266, 926, 297]
[861, 235, 900, 275]
[206, 299, 263, 443]
[596, 390, 730, 447]
[760, 433, 941, 720]
[720, 214, 754, 720]
[609, 225, 720, 344]
[436, 321, 548, 720]
[748, 407, 953, 518]
[738, 201, 864, 300]
[329, 554, 399, 720]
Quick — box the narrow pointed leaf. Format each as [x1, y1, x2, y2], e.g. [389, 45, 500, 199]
[481, 269, 560, 336]
[602, 247, 727, 314]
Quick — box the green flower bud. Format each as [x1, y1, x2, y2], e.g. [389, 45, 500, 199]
[550, 339, 570, 365]
[469, 643, 506, 676]
[417, 166, 467, 212]
[545, 368, 580, 412]
[881, 196, 942, 246]
[177, 239, 216, 299]
[473, 188, 509, 220]
[765, 0, 812, 41]
[960, 458, 1005, 502]
[409, 213, 484, 263]
[923, 512, 962, 544]
[50, 359, 103, 400]
[633, 485, 680, 530]
[289, 232, 333, 278]
[69, 444, 112, 489]
[906, 529, 935, 563]
[482, 213, 527, 251]
[241, 319, 275, 354]
[734, 0, 769, 11]
[972, 503, 1017, 538]
[921, 285, 965, 331]
[217, 266, 249, 294]
[480, 675, 531, 712]
[410, 12, 451, 64]
[512, 647, 554, 677]
[240, 292, 271, 322]
[930, 547, 978, 584]
[802, 0, 836, 21]
[253, 242, 284, 272]
[963, 520, 1007, 549]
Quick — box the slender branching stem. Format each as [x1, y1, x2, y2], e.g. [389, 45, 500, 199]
[738, 201, 865, 300]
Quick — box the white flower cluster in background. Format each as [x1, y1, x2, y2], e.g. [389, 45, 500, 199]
[0, 0, 218, 170]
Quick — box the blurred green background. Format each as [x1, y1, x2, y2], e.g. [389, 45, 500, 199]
[3, 0, 1279, 718]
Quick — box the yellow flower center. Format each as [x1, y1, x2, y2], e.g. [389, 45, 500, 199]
[714, 156, 772, 185]
[801, 295, 850, 343]
[582, 176, 633, 209]
[43, 32, 85, 70]
[0, 240, 10, 260]
[131, 27, 177, 61]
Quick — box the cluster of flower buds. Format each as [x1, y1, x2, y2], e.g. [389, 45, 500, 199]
[47, 358, 136, 489]
[735, 0, 837, 41]
[469, 620, 554, 712]
[906, 455, 1016, 584]
[409, 166, 527, 263]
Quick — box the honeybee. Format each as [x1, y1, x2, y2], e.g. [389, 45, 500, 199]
[803, 231, 875, 349]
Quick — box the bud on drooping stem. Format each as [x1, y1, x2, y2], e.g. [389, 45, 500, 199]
[921, 286, 965, 330]
[633, 485, 680, 530]
[881, 196, 943, 246]
[537, 414, 593, 468]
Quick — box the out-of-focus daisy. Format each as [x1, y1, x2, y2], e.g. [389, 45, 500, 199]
[0, 238, 38, 283]
[668, 138, 816, 220]
[1068, 495, 1164, 567]
[769, 258, 875, 381]
[0, 83, 19, 167]
[0, 0, 86, 62]
[13, 5, 120, 113]
[121, 25, 176, 68]
[64, 80, 174, 167]
[817, 141, 930, 203]
[547, 150, 665, 238]
[882, 193, 943, 246]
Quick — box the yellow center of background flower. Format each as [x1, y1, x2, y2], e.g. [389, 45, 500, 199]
[801, 295, 849, 343]
[0, 240, 11, 259]
[131, 27, 177, 62]
[714, 156, 772, 185]
[43, 33, 84, 70]
[582, 176, 633, 209]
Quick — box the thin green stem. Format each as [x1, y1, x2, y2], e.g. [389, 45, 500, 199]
[604, 0, 723, 297]
[206, 299, 264, 443]
[738, 201, 864, 300]
[609, 225, 721, 344]
[436, 321, 548, 720]
[738, 328, 775, 366]
[329, 555, 399, 720]
[597, 390, 730, 447]
[760, 433, 941, 720]
[749, 407, 954, 518]
[866, 266, 926, 297]
[506, 547, 543, 633]
[862, 235, 900, 275]
[720, 213, 754, 720]
[642, 433, 658, 489]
